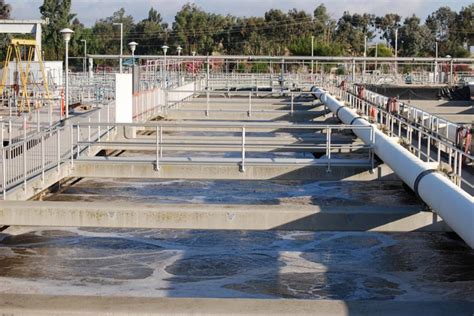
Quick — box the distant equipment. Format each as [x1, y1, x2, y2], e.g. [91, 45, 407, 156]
[0, 38, 51, 112]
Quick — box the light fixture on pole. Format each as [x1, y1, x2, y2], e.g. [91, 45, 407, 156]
[60, 28, 74, 119]
[113, 22, 123, 73]
[80, 39, 87, 74]
[177, 45, 182, 56]
[128, 41, 138, 65]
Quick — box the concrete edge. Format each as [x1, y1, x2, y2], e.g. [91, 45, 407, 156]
[0, 294, 472, 315]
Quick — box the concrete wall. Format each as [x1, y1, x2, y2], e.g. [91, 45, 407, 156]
[115, 74, 133, 123]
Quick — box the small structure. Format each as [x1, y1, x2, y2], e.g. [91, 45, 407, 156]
[0, 19, 44, 61]
[0, 38, 50, 112]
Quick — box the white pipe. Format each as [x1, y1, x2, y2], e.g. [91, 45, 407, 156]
[314, 87, 474, 248]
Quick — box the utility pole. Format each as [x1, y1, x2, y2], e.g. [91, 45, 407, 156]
[394, 29, 398, 74]
[113, 23, 123, 73]
[363, 35, 367, 82]
[435, 41, 439, 83]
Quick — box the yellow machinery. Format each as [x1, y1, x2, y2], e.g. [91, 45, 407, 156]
[0, 38, 51, 112]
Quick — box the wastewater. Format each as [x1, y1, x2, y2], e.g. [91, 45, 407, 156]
[0, 178, 473, 301]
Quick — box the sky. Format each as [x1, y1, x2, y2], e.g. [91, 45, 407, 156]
[10, 0, 472, 27]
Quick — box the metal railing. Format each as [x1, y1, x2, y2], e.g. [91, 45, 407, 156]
[324, 84, 473, 194]
[73, 121, 375, 174]
[0, 99, 116, 198]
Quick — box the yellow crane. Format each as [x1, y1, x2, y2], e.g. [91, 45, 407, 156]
[0, 38, 51, 113]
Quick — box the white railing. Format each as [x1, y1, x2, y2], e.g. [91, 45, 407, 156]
[324, 83, 473, 194]
[74, 121, 375, 174]
[0, 100, 116, 199]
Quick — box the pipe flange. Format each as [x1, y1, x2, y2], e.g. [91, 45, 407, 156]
[350, 117, 363, 125]
[335, 106, 347, 121]
[413, 169, 439, 197]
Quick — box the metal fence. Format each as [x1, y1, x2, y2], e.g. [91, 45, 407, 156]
[324, 83, 473, 194]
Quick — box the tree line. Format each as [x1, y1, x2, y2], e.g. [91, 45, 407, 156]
[0, 0, 472, 64]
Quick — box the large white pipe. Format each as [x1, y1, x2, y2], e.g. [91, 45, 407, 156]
[314, 88, 474, 248]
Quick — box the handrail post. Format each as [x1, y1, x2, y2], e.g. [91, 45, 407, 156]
[2, 147, 6, 199]
[326, 127, 331, 172]
[241, 126, 246, 172]
[155, 125, 160, 171]
[41, 133, 45, 183]
[23, 119, 27, 191]
[248, 92, 252, 117]
[57, 128, 61, 172]
[88, 117, 91, 155]
[70, 124, 74, 167]
[1, 122, 5, 199]
[206, 91, 210, 116]
[290, 93, 294, 116]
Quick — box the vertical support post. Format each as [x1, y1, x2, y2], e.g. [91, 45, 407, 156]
[427, 135, 431, 162]
[326, 127, 331, 172]
[417, 131, 422, 158]
[88, 117, 91, 155]
[351, 59, 356, 82]
[159, 126, 163, 158]
[155, 125, 160, 171]
[77, 123, 81, 158]
[49, 99, 53, 127]
[248, 92, 252, 117]
[70, 124, 74, 167]
[449, 59, 454, 85]
[1, 122, 5, 199]
[98, 110, 101, 138]
[57, 128, 61, 172]
[206, 56, 210, 91]
[36, 109, 40, 132]
[206, 91, 210, 116]
[240, 126, 246, 172]
[23, 117, 27, 191]
[41, 133, 45, 183]
[290, 93, 294, 115]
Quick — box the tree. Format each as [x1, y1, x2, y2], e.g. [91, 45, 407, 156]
[0, 0, 11, 19]
[375, 13, 401, 50]
[131, 8, 168, 55]
[172, 4, 218, 55]
[40, 0, 75, 60]
[399, 15, 434, 57]
[368, 43, 393, 57]
[335, 12, 375, 55]
[0, 0, 11, 62]
[426, 6, 469, 57]
[313, 4, 335, 44]
[91, 8, 135, 57]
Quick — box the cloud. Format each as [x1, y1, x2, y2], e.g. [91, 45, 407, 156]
[9, 0, 471, 26]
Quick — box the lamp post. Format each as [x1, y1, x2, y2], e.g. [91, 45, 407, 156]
[80, 39, 87, 74]
[177, 45, 182, 56]
[113, 22, 123, 73]
[60, 28, 74, 119]
[162, 45, 169, 88]
[128, 41, 138, 63]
